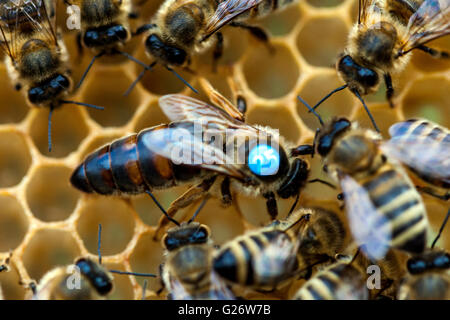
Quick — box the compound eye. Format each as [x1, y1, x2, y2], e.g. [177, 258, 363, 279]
[168, 47, 187, 65]
[248, 144, 280, 176]
[407, 258, 427, 274]
[164, 235, 179, 251]
[146, 34, 164, 50]
[191, 226, 209, 243]
[358, 67, 379, 88]
[434, 253, 450, 269]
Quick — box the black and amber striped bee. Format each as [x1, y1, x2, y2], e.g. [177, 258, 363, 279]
[62, 0, 147, 88]
[71, 87, 311, 239]
[0, 0, 103, 151]
[297, 98, 429, 261]
[156, 197, 235, 300]
[382, 118, 449, 200]
[307, 0, 450, 131]
[398, 209, 450, 300]
[213, 207, 346, 291]
[292, 258, 370, 300]
[126, 0, 297, 92]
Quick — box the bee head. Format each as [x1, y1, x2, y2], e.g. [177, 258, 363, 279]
[407, 251, 450, 275]
[28, 74, 71, 106]
[316, 118, 352, 157]
[83, 24, 129, 48]
[337, 55, 379, 95]
[162, 222, 210, 251]
[74, 258, 113, 296]
[145, 34, 187, 66]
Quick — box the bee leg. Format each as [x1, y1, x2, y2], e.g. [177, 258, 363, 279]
[220, 177, 232, 206]
[416, 186, 449, 201]
[133, 24, 157, 37]
[76, 32, 84, 61]
[128, 12, 139, 20]
[212, 32, 224, 73]
[229, 22, 274, 54]
[375, 278, 394, 299]
[384, 73, 395, 108]
[417, 45, 450, 59]
[14, 83, 22, 91]
[155, 264, 165, 296]
[153, 177, 216, 240]
[263, 192, 278, 219]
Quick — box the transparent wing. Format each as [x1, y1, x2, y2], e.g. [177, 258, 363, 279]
[341, 174, 392, 260]
[205, 271, 236, 300]
[253, 233, 299, 284]
[398, 0, 450, 55]
[381, 139, 450, 186]
[140, 125, 248, 180]
[168, 276, 194, 300]
[0, 0, 58, 62]
[203, 0, 263, 38]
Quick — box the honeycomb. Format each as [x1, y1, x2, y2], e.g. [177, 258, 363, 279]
[0, 0, 449, 300]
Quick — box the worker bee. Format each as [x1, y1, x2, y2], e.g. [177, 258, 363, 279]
[292, 258, 370, 300]
[398, 209, 450, 300]
[308, 0, 450, 131]
[71, 87, 313, 240]
[62, 0, 148, 88]
[126, 0, 298, 93]
[213, 207, 346, 291]
[296, 97, 429, 261]
[156, 196, 235, 300]
[382, 118, 450, 200]
[0, 0, 103, 151]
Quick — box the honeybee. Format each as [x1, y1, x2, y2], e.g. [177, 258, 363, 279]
[297, 97, 429, 261]
[398, 209, 450, 300]
[71, 87, 313, 240]
[157, 197, 235, 300]
[308, 0, 450, 130]
[292, 259, 370, 300]
[63, 0, 148, 87]
[213, 207, 346, 291]
[382, 118, 450, 200]
[0, 0, 103, 151]
[126, 0, 298, 93]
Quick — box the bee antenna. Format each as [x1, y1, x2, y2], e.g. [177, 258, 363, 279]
[59, 100, 104, 110]
[297, 95, 324, 126]
[142, 280, 148, 300]
[109, 270, 157, 278]
[124, 61, 157, 97]
[188, 194, 210, 224]
[351, 89, 380, 133]
[145, 190, 180, 226]
[288, 192, 300, 216]
[47, 106, 54, 152]
[310, 84, 348, 112]
[431, 208, 450, 249]
[77, 52, 105, 89]
[166, 66, 198, 94]
[97, 224, 102, 265]
[113, 49, 150, 69]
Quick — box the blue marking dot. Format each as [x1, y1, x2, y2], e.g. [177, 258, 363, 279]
[248, 144, 280, 176]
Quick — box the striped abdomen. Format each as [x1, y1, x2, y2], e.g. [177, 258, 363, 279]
[70, 122, 208, 195]
[213, 229, 298, 288]
[234, 0, 297, 21]
[362, 165, 428, 254]
[398, 273, 450, 300]
[293, 263, 369, 300]
[389, 119, 450, 188]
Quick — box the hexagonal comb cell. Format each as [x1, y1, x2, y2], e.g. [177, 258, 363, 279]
[0, 194, 28, 251]
[0, 263, 27, 299]
[25, 165, 79, 222]
[103, 262, 135, 300]
[256, 5, 301, 37]
[22, 229, 81, 281]
[0, 69, 29, 124]
[0, 130, 32, 188]
[133, 101, 169, 133]
[76, 198, 135, 256]
[306, 0, 345, 7]
[243, 43, 300, 99]
[297, 17, 348, 68]
[28, 107, 89, 158]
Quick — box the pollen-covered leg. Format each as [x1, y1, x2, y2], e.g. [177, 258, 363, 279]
[416, 186, 449, 201]
[153, 177, 216, 240]
[263, 192, 278, 219]
[212, 32, 224, 73]
[418, 45, 450, 59]
[230, 22, 274, 54]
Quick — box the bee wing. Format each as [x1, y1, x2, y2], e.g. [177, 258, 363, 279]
[140, 125, 249, 181]
[381, 140, 450, 186]
[206, 271, 236, 300]
[398, 0, 450, 55]
[253, 233, 299, 283]
[0, 0, 58, 62]
[203, 0, 263, 38]
[358, 0, 373, 24]
[168, 276, 194, 300]
[340, 174, 391, 260]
